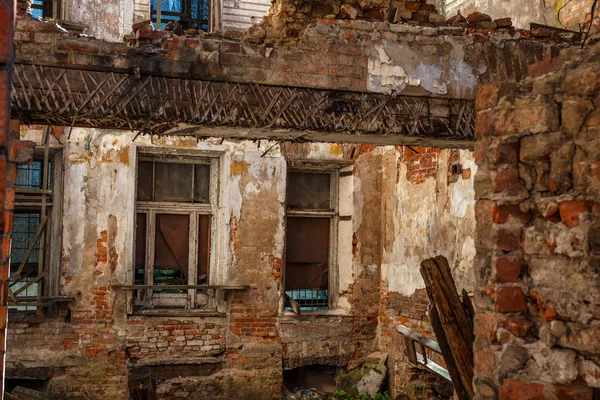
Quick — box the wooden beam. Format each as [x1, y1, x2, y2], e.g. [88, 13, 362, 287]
[11, 64, 476, 148]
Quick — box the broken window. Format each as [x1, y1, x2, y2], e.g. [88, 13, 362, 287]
[151, 0, 210, 30]
[31, 0, 60, 19]
[285, 170, 337, 311]
[10, 149, 63, 312]
[135, 153, 216, 309]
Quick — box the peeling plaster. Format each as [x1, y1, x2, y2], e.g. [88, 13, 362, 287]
[450, 153, 477, 218]
[383, 148, 476, 297]
[367, 40, 478, 98]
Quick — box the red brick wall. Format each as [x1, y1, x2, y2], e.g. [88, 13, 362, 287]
[0, 0, 14, 393]
[473, 43, 600, 399]
[398, 146, 441, 184]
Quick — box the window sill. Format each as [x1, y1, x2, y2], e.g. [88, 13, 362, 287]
[281, 308, 354, 318]
[132, 308, 226, 318]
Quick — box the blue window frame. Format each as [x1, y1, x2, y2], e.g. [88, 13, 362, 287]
[151, 0, 210, 31]
[31, 0, 56, 19]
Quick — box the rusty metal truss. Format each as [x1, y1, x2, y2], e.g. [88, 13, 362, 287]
[11, 63, 475, 143]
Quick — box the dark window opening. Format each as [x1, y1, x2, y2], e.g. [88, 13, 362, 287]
[134, 213, 147, 285]
[285, 171, 334, 312]
[137, 161, 210, 204]
[153, 214, 190, 293]
[16, 160, 51, 190]
[198, 214, 210, 284]
[151, 0, 210, 31]
[10, 212, 43, 311]
[287, 172, 331, 210]
[283, 365, 338, 396]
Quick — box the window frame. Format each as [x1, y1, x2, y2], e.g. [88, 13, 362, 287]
[31, 0, 61, 19]
[284, 165, 340, 312]
[151, 0, 212, 31]
[134, 148, 220, 309]
[10, 148, 63, 312]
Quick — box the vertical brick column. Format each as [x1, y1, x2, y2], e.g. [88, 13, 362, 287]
[473, 43, 600, 399]
[0, 0, 14, 395]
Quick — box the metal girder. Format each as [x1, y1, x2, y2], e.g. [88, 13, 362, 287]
[11, 63, 475, 144]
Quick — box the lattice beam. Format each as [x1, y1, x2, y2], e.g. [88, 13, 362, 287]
[11, 63, 475, 147]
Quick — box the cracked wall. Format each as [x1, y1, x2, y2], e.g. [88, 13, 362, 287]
[6, 123, 477, 398]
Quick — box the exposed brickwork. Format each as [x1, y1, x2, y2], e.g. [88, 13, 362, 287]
[6, 313, 128, 398]
[398, 146, 440, 184]
[473, 42, 600, 398]
[379, 287, 449, 394]
[280, 315, 355, 369]
[126, 317, 226, 362]
[11, 15, 568, 98]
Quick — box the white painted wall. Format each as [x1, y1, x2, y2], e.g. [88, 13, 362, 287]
[222, 0, 271, 30]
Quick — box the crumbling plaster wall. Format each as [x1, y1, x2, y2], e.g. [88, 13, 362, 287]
[6, 124, 477, 398]
[67, 0, 129, 41]
[383, 148, 477, 298]
[376, 146, 477, 395]
[443, 0, 594, 30]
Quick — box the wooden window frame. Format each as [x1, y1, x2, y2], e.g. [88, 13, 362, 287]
[10, 148, 63, 312]
[284, 166, 340, 311]
[134, 149, 219, 309]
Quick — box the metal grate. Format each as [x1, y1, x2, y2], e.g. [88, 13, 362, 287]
[16, 161, 51, 189]
[11, 213, 41, 267]
[10, 213, 42, 311]
[285, 289, 329, 311]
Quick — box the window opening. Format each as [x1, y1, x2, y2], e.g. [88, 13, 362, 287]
[9, 131, 60, 312]
[151, 0, 210, 31]
[284, 171, 336, 312]
[135, 155, 215, 309]
[31, 0, 59, 19]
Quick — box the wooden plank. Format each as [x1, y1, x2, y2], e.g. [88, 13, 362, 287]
[462, 289, 475, 321]
[405, 337, 418, 365]
[430, 303, 471, 400]
[421, 256, 474, 400]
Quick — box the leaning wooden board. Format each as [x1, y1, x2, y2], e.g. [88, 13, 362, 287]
[421, 256, 474, 400]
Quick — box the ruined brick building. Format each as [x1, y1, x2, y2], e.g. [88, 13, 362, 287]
[0, 0, 598, 398]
